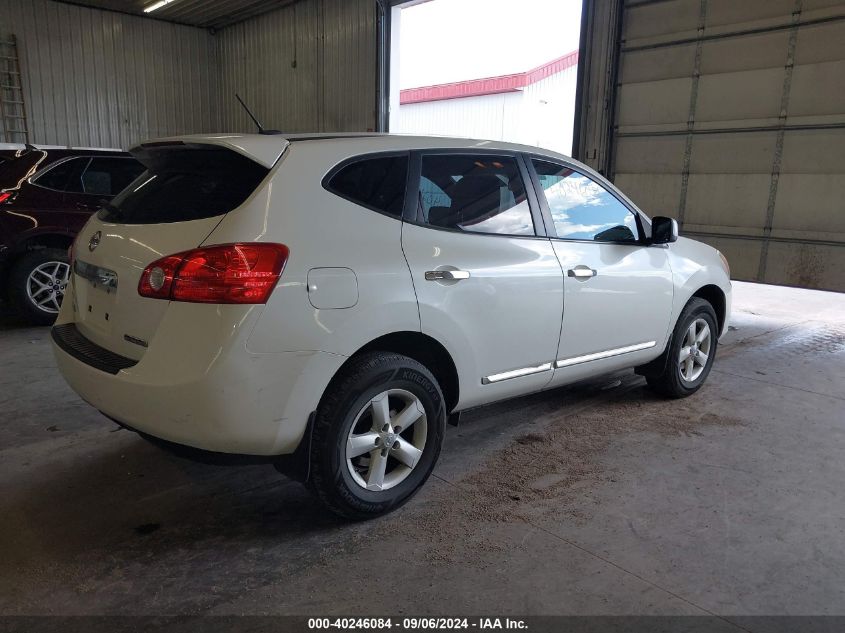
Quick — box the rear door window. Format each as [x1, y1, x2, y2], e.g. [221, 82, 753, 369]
[98, 145, 269, 224]
[324, 154, 408, 217]
[417, 154, 535, 236]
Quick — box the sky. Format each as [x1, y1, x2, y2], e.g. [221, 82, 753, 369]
[397, 0, 583, 89]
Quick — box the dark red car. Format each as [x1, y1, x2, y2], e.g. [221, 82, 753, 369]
[0, 145, 144, 324]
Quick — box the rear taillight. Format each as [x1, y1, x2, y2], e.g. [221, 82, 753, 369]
[138, 243, 289, 304]
[0, 192, 13, 204]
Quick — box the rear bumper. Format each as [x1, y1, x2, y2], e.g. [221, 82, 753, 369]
[52, 323, 138, 374]
[51, 309, 346, 456]
[107, 416, 280, 465]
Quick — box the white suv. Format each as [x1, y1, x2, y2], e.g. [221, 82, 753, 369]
[52, 133, 731, 518]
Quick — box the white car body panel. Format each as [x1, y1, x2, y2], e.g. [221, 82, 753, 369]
[666, 237, 732, 338]
[232, 141, 421, 357]
[401, 224, 563, 409]
[53, 133, 731, 456]
[547, 241, 675, 386]
[55, 300, 345, 454]
[68, 214, 224, 360]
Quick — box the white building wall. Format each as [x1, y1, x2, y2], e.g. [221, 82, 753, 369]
[520, 65, 578, 155]
[392, 93, 523, 143]
[392, 63, 578, 155]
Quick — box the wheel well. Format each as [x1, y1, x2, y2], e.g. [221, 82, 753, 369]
[352, 332, 460, 412]
[692, 284, 726, 334]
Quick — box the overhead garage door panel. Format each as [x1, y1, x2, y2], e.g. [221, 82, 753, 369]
[696, 235, 764, 282]
[683, 174, 772, 232]
[695, 69, 785, 124]
[772, 127, 845, 243]
[789, 62, 845, 119]
[764, 242, 842, 289]
[615, 136, 686, 173]
[802, 0, 845, 13]
[623, 0, 702, 43]
[617, 78, 692, 129]
[689, 133, 777, 173]
[795, 21, 845, 65]
[699, 31, 790, 75]
[772, 174, 845, 239]
[704, 0, 800, 30]
[780, 127, 845, 173]
[614, 173, 683, 219]
[620, 45, 696, 84]
[610, 0, 845, 291]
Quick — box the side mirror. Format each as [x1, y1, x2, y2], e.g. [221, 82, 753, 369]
[651, 216, 678, 244]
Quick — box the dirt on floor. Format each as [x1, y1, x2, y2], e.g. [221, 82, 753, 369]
[375, 384, 743, 564]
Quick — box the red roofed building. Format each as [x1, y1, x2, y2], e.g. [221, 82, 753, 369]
[391, 50, 579, 155]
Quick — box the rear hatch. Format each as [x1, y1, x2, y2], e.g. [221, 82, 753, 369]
[69, 141, 277, 359]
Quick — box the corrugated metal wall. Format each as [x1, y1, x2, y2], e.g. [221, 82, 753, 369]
[610, 0, 845, 291]
[218, 0, 378, 133]
[0, 0, 220, 148]
[0, 0, 379, 147]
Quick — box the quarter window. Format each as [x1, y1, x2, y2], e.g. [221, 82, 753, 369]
[81, 158, 144, 197]
[418, 155, 534, 236]
[532, 159, 639, 243]
[326, 155, 408, 217]
[32, 158, 86, 192]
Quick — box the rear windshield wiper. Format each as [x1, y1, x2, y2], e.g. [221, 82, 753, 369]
[100, 201, 127, 223]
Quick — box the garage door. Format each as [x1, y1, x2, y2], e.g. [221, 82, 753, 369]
[609, 0, 845, 291]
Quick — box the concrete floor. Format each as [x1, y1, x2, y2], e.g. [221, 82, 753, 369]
[1, 281, 844, 617]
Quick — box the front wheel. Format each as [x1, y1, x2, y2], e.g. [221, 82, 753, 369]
[9, 249, 71, 326]
[646, 297, 718, 398]
[308, 352, 446, 520]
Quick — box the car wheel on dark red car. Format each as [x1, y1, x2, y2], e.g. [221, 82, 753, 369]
[9, 248, 71, 326]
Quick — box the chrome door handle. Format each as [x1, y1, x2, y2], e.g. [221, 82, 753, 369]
[425, 269, 471, 281]
[567, 265, 597, 279]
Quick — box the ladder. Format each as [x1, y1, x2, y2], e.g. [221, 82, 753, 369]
[0, 34, 29, 144]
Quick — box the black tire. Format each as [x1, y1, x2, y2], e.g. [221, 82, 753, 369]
[9, 248, 70, 326]
[645, 297, 719, 398]
[309, 352, 446, 520]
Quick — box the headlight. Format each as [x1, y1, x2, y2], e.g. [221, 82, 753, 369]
[717, 250, 731, 278]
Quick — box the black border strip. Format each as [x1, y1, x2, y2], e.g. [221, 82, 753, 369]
[51, 323, 138, 375]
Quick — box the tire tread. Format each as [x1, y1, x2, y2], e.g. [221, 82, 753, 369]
[646, 297, 718, 398]
[308, 351, 445, 520]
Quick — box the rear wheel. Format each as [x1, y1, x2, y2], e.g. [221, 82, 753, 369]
[309, 352, 446, 519]
[645, 297, 718, 398]
[9, 249, 70, 326]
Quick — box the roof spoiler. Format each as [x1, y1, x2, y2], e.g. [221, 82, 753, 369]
[132, 136, 289, 169]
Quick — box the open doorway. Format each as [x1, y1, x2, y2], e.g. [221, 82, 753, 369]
[388, 0, 582, 155]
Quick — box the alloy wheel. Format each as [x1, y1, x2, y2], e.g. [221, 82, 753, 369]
[678, 318, 711, 382]
[345, 389, 428, 492]
[26, 261, 70, 314]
